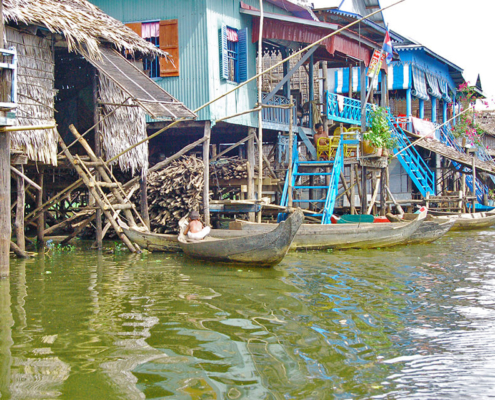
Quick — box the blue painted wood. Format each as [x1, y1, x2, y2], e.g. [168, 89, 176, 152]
[297, 127, 317, 160]
[237, 27, 248, 83]
[220, 24, 229, 80]
[325, 91, 436, 198]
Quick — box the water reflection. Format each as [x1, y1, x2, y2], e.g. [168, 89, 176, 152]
[1, 230, 495, 399]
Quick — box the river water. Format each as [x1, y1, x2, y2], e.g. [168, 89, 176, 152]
[1, 228, 495, 399]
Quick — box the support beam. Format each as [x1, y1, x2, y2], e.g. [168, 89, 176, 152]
[380, 70, 388, 107]
[262, 46, 318, 105]
[361, 166, 367, 214]
[431, 96, 437, 123]
[203, 121, 211, 226]
[93, 72, 102, 250]
[360, 63, 367, 133]
[140, 176, 150, 230]
[14, 165, 25, 252]
[350, 165, 355, 214]
[443, 101, 448, 123]
[247, 129, 255, 222]
[309, 53, 314, 129]
[406, 88, 412, 131]
[419, 99, 424, 119]
[349, 65, 354, 99]
[0, 132, 10, 277]
[36, 168, 45, 249]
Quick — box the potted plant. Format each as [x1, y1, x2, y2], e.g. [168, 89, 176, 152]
[363, 106, 398, 156]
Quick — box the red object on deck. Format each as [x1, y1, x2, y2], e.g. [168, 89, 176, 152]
[373, 216, 390, 223]
[330, 215, 340, 224]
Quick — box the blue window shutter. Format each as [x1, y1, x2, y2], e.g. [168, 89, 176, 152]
[220, 24, 228, 80]
[238, 27, 248, 83]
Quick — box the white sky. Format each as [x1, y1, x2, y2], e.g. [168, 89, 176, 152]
[311, 0, 495, 107]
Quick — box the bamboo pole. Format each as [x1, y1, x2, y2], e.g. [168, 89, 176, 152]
[203, 121, 211, 226]
[10, 166, 41, 191]
[257, 0, 265, 223]
[288, 96, 294, 209]
[14, 165, 25, 252]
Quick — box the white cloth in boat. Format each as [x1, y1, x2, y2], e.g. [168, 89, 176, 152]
[187, 226, 211, 240]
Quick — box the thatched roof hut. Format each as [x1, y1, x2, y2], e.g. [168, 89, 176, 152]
[3, 0, 165, 60]
[3, 0, 193, 173]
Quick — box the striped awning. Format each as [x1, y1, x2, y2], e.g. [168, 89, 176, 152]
[334, 67, 380, 94]
[439, 79, 452, 103]
[387, 63, 410, 91]
[411, 65, 429, 101]
[426, 71, 442, 99]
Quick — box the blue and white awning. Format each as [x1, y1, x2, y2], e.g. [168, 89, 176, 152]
[411, 65, 429, 101]
[387, 63, 410, 91]
[439, 79, 452, 103]
[425, 71, 442, 99]
[334, 67, 380, 94]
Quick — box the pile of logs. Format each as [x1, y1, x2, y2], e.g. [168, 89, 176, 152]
[210, 157, 255, 181]
[147, 156, 204, 234]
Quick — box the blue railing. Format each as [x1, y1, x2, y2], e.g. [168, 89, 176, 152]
[387, 114, 436, 196]
[322, 139, 345, 224]
[262, 93, 297, 126]
[326, 92, 373, 126]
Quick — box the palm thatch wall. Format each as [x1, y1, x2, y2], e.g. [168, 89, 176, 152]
[99, 75, 148, 176]
[3, 0, 166, 60]
[6, 27, 58, 166]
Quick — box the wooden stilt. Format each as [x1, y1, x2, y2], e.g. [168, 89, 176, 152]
[93, 73, 103, 250]
[350, 164, 356, 214]
[36, 168, 45, 249]
[57, 134, 138, 253]
[15, 164, 25, 251]
[247, 129, 255, 222]
[203, 121, 211, 226]
[0, 131, 10, 277]
[339, 170, 353, 207]
[380, 168, 386, 216]
[361, 166, 367, 214]
[354, 164, 362, 206]
[139, 175, 150, 230]
[472, 157, 477, 213]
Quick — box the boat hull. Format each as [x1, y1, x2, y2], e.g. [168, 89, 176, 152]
[122, 228, 181, 252]
[179, 210, 304, 266]
[406, 219, 455, 245]
[431, 212, 495, 231]
[232, 217, 424, 250]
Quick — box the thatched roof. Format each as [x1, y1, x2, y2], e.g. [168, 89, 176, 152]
[478, 111, 495, 137]
[3, 0, 166, 60]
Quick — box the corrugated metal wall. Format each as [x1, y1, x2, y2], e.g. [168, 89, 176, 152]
[206, 0, 258, 128]
[91, 0, 211, 121]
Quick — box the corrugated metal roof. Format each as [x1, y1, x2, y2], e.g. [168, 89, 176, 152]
[264, 0, 318, 21]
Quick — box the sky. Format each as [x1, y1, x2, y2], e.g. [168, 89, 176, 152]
[311, 0, 495, 108]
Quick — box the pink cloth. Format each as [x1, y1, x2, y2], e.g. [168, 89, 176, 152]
[142, 22, 159, 39]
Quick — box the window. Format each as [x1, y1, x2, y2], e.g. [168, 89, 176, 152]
[220, 25, 248, 83]
[126, 19, 179, 78]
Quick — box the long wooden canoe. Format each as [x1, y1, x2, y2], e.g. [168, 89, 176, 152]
[430, 212, 495, 231]
[177, 210, 304, 266]
[406, 219, 455, 244]
[229, 210, 427, 250]
[121, 225, 253, 253]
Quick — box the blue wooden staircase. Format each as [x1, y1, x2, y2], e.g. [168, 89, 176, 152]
[439, 125, 489, 203]
[325, 91, 436, 198]
[385, 113, 436, 197]
[278, 135, 350, 224]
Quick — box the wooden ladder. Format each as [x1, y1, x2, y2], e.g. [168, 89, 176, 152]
[58, 125, 147, 253]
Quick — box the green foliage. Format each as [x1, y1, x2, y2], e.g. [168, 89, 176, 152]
[452, 83, 484, 146]
[363, 107, 398, 150]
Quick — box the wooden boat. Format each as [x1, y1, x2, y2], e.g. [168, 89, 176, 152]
[121, 225, 252, 253]
[177, 210, 304, 266]
[401, 214, 455, 244]
[229, 209, 427, 250]
[428, 211, 495, 231]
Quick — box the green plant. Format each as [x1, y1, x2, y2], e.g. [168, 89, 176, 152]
[489, 189, 495, 201]
[451, 83, 484, 146]
[363, 107, 398, 150]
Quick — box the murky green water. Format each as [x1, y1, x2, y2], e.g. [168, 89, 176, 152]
[1, 229, 495, 399]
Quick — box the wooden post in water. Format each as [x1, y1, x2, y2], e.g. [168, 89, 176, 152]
[93, 72, 102, 250]
[36, 167, 45, 249]
[350, 164, 355, 214]
[15, 164, 25, 251]
[247, 129, 255, 221]
[361, 166, 367, 214]
[256, 0, 264, 223]
[139, 176, 150, 230]
[203, 121, 211, 226]
[288, 96, 294, 209]
[380, 168, 386, 216]
[472, 156, 476, 214]
[0, 1, 11, 277]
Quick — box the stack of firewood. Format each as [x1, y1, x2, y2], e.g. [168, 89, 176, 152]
[209, 157, 255, 181]
[147, 156, 204, 234]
